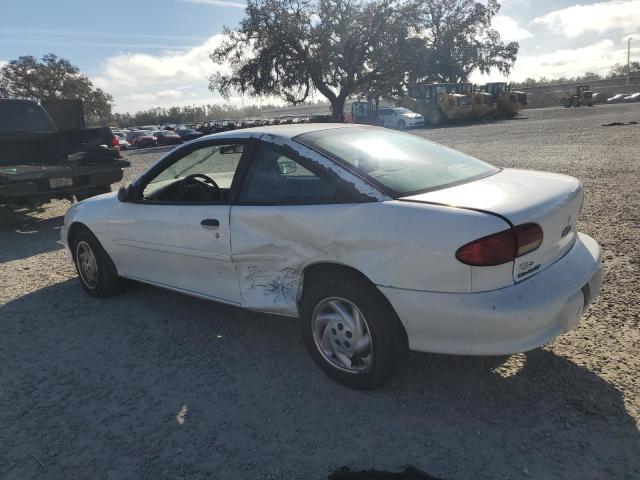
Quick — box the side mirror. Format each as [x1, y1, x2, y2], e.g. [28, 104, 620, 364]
[117, 184, 136, 202]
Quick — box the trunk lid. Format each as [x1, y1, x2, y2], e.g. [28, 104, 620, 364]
[401, 168, 583, 282]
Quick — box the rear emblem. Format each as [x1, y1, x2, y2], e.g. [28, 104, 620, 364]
[561, 225, 572, 237]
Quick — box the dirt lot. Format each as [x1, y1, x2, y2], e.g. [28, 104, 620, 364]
[1, 104, 639, 480]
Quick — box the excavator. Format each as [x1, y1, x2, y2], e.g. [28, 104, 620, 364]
[480, 82, 527, 118]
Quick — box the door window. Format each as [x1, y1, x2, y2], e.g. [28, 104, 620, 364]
[142, 143, 243, 202]
[238, 144, 353, 204]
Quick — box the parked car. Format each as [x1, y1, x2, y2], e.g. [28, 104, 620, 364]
[591, 92, 607, 104]
[61, 124, 602, 389]
[176, 128, 204, 141]
[126, 130, 157, 148]
[0, 99, 128, 205]
[112, 131, 131, 150]
[377, 107, 425, 129]
[153, 130, 183, 146]
[606, 94, 627, 104]
[623, 93, 640, 103]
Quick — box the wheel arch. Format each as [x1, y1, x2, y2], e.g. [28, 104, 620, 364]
[67, 221, 91, 259]
[297, 261, 408, 343]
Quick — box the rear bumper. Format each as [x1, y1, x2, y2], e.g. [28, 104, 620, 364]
[379, 233, 602, 355]
[0, 161, 128, 202]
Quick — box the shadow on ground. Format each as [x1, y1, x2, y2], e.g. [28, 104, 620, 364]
[0, 206, 65, 263]
[1, 279, 638, 479]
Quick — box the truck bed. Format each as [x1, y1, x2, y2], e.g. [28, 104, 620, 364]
[0, 159, 130, 203]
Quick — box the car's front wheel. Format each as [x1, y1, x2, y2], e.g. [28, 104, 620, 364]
[300, 272, 407, 389]
[71, 228, 121, 298]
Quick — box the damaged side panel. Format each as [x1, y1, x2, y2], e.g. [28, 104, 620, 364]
[230, 201, 508, 317]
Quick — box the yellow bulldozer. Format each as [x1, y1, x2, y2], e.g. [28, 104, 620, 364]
[480, 82, 527, 118]
[398, 83, 472, 126]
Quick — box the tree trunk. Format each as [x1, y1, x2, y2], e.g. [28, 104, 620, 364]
[331, 97, 346, 122]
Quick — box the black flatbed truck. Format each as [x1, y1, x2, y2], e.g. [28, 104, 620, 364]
[0, 98, 129, 206]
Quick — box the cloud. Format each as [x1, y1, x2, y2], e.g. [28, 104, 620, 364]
[472, 39, 640, 83]
[532, 0, 640, 38]
[180, 0, 246, 8]
[93, 35, 279, 113]
[492, 16, 532, 41]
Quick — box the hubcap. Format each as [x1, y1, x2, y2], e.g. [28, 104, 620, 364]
[76, 241, 99, 289]
[311, 297, 373, 373]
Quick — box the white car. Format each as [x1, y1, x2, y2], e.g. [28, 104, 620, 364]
[378, 107, 424, 129]
[606, 94, 627, 104]
[61, 124, 602, 389]
[623, 92, 640, 103]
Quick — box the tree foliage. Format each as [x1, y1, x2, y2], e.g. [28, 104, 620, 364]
[511, 62, 640, 88]
[407, 0, 518, 84]
[0, 54, 113, 120]
[111, 102, 285, 127]
[210, 0, 518, 118]
[210, 0, 414, 120]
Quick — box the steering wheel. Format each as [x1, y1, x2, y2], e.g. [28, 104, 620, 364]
[178, 173, 222, 201]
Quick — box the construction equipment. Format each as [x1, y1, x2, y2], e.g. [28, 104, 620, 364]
[560, 85, 594, 107]
[481, 82, 527, 118]
[346, 98, 382, 125]
[398, 83, 472, 126]
[449, 83, 496, 118]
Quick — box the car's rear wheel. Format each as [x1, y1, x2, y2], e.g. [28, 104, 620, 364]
[300, 272, 407, 389]
[71, 228, 121, 298]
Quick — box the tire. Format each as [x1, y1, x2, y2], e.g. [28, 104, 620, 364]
[300, 272, 408, 389]
[427, 108, 442, 126]
[563, 98, 571, 108]
[71, 227, 121, 298]
[397, 119, 406, 130]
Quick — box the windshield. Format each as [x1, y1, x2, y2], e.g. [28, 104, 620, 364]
[393, 108, 412, 114]
[296, 127, 498, 196]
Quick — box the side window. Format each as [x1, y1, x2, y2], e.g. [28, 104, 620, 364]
[142, 143, 243, 201]
[239, 144, 352, 204]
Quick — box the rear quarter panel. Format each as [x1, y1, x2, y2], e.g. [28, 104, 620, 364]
[230, 200, 510, 315]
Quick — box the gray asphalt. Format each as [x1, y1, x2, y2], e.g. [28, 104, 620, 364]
[1, 103, 639, 480]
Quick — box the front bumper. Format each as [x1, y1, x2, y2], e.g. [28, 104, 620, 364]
[379, 233, 603, 355]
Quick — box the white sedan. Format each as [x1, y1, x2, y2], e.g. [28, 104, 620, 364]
[61, 124, 603, 389]
[377, 107, 425, 129]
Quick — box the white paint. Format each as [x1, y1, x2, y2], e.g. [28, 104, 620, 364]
[403, 168, 584, 285]
[379, 233, 602, 355]
[61, 125, 603, 356]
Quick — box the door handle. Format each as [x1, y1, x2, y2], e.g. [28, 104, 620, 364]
[201, 218, 220, 229]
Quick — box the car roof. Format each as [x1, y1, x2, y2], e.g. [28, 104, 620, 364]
[196, 123, 367, 142]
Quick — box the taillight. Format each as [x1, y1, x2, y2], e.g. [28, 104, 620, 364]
[514, 223, 543, 256]
[456, 223, 543, 266]
[111, 136, 119, 147]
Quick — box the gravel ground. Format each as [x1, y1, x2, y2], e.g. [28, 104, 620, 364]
[1, 104, 639, 480]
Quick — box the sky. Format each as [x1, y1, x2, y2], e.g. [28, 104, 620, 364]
[1, 0, 639, 113]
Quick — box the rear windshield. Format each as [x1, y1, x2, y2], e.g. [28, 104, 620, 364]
[296, 127, 498, 196]
[0, 100, 56, 133]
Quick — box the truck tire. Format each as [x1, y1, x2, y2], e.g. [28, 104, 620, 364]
[300, 271, 408, 389]
[75, 186, 111, 202]
[563, 98, 571, 108]
[428, 109, 443, 126]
